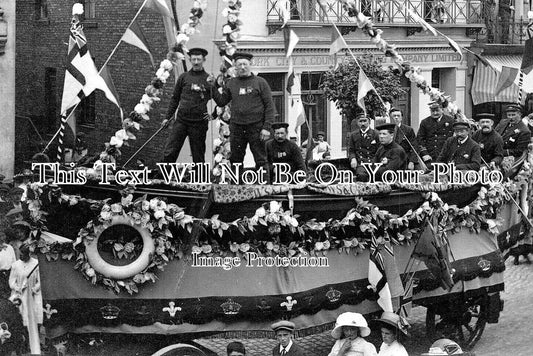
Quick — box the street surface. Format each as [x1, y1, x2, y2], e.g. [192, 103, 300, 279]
[43, 258, 533, 355]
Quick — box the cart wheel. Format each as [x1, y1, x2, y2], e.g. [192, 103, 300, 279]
[425, 295, 488, 351]
[151, 343, 207, 356]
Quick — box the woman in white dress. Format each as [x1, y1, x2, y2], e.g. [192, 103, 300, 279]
[372, 312, 409, 356]
[328, 312, 377, 356]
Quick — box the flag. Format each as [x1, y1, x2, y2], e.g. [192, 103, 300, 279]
[283, 26, 299, 58]
[495, 66, 520, 97]
[291, 97, 306, 131]
[357, 68, 374, 115]
[368, 236, 394, 312]
[121, 19, 155, 68]
[145, 0, 176, 49]
[286, 58, 295, 94]
[473, 52, 496, 71]
[381, 242, 404, 311]
[276, 0, 290, 28]
[100, 64, 123, 119]
[521, 38, 533, 74]
[443, 34, 463, 61]
[412, 222, 454, 291]
[403, 5, 437, 36]
[60, 25, 121, 131]
[329, 25, 346, 55]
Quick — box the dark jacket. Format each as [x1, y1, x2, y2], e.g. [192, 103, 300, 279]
[394, 123, 419, 164]
[348, 129, 379, 164]
[374, 141, 407, 179]
[266, 139, 306, 172]
[494, 119, 531, 158]
[471, 129, 504, 166]
[417, 114, 455, 159]
[212, 74, 275, 131]
[272, 342, 306, 356]
[165, 69, 213, 122]
[437, 136, 481, 170]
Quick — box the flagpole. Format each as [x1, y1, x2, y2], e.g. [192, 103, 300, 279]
[44, 0, 149, 155]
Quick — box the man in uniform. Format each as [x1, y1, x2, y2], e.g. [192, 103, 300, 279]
[372, 123, 408, 181]
[471, 113, 504, 168]
[266, 122, 307, 174]
[495, 104, 531, 158]
[417, 102, 455, 166]
[162, 47, 213, 163]
[348, 114, 379, 179]
[271, 320, 305, 356]
[390, 108, 419, 170]
[437, 120, 481, 170]
[212, 52, 275, 169]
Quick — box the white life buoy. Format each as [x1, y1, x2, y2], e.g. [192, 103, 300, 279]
[84, 216, 155, 280]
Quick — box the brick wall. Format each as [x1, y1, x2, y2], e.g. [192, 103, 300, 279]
[16, 0, 175, 168]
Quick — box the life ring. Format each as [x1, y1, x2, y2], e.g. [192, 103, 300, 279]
[84, 216, 155, 280]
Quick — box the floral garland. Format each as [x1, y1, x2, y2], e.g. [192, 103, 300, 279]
[94, 0, 207, 166]
[327, 0, 459, 114]
[212, 0, 244, 178]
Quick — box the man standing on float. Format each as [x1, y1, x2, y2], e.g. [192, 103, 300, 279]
[212, 52, 275, 170]
[161, 48, 213, 163]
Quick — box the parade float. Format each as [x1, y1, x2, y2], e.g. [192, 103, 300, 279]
[16, 1, 533, 355]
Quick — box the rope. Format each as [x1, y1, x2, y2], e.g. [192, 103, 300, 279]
[56, 115, 68, 162]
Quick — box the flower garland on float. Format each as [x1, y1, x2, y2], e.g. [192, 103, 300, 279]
[91, 0, 207, 170]
[212, 0, 244, 178]
[25, 171, 525, 294]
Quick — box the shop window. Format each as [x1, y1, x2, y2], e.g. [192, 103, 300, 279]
[257, 72, 284, 123]
[79, 93, 96, 126]
[300, 72, 327, 143]
[44, 67, 57, 129]
[35, 0, 48, 20]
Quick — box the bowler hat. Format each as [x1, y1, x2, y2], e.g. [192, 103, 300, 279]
[271, 320, 296, 333]
[375, 123, 397, 132]
[505, 103, 522, 112]
[188, 47, 208, 56]
[271, 122, 289, 130]
[331, 312, 371, 339]
[233, 52, 253, 61]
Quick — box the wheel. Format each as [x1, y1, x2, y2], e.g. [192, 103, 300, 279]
[151, 343, 207, 356]
[425, 295, 488, 351]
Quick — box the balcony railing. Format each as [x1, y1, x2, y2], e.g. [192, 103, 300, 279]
[479, 18, 532, 44]
[267, 0, 484, 26]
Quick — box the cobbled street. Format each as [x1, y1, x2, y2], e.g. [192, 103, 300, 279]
[64, 258, 533, 356]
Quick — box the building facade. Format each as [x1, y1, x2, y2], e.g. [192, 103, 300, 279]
[15, 0, 485, 166]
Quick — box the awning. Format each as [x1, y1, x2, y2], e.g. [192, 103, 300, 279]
[471, 55, 521, 105]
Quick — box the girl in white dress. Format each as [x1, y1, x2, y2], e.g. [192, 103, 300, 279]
[328, 312, 377, 356]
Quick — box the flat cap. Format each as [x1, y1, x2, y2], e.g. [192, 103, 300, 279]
[317, 131, 326, 137]
[271, 320, 296, 333]
[356, 113, 368, 120]
[375, 123, 397, 132]
[233, 52, 253, 61]
[188, 47, 208, 56]
[505, 103, 522, 112]
[453, 120, 470, 129]
[0, 183, 11, 193]
[428, 101, 441, 109]
[5, 207, 23, 217]
[9, 187, 24, 195]
[271, 122, 289, 130]
[476, 113, 495, 121]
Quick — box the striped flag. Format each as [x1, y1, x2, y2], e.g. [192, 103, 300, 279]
[121, 19, 155, 68]
[329, 26, 346, 55]
[357, 68, 375, 115]
[283, 26, 299, 58]
[60, 24, 121, 131]
[368, 235, 394, 312]
[495, 66, 520, 97]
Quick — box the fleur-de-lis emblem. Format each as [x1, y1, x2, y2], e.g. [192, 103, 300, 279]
[44, 304, 58, 320]
[280, 296, 297, 311]
[163, 302, 182, 317]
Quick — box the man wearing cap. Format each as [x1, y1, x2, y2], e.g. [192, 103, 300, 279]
[266, 122, 307, 177]
[227, 341, 246, 356]
[271, 320, 305, 356]
[417, 102, 455, 165]
[348, 115, 379, 178]
[212, 52, 276, 170]
[390, 108, 419, 170]
[437, 120, 481, 170]
[162, 47, 213, 163]
[495, 104, 531, 158]
[471, 113, 504, 168]
[371, 123, 407, 181]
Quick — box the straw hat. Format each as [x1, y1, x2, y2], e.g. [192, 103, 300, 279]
[331, 312, 371, 339]
[421, 339, 472, 355]
[372, 311, 409, 335]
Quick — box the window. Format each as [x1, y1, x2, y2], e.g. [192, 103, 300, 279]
[257, 72, 284, 123]
[79, 0, 96, 20]
[79, 92, 96, 126]
[44, 67, 57, 129]
[300, 72, 327, 143]
[35, 0, 48, 20]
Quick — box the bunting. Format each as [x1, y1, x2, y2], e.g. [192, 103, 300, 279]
[357, 68, 374, 115]
[368, 235, 394, 312]
[403, 5, 437, 36]
[443, 34, 463, 61]
[121, 19, 155, 68]
[283, 26, 299, 58]
[495, 66, 520, 97]
[329, 26, 346, 55]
